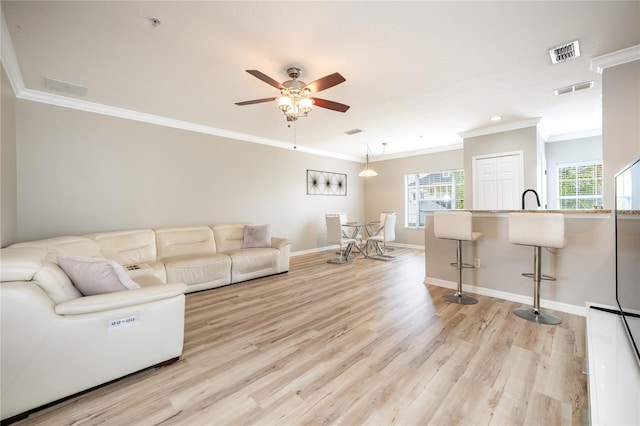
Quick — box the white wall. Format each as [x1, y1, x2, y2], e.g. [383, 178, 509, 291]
[13, 100, 365, 252]
[1, 65, 18, 247]
[545, 136, 603, 209]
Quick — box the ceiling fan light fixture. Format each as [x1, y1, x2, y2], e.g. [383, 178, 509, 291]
[278, 94, 292, 112]
[299, 97, 313, 114]
[278, 86, 313, 120]
[236, 67, 349, 121]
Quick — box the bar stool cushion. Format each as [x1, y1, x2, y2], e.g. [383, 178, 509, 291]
[434, 211, 482, 242]
[508, 213, 566, 249]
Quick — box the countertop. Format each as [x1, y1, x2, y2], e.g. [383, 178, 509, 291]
[462, 209, 612, 214]
[422, 209, 612, 214]
[421, 209, 614, 218]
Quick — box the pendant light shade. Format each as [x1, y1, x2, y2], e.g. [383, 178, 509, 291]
[359, 149, 377, 177]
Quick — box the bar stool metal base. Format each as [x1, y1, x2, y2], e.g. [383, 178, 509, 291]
[442, 240, 478, 305]
[443, 292, 478, 305]
[513, 246, 562, 325]
[513, 307, 561, 325]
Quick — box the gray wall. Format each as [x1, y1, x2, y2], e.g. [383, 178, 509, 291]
[545, 136, 603, 209]
[1, 65, 18, 247]
[13, 100, 365, 252]
[363, 149, 463, 247]
[603, 60, 640, 209]
[463, 126, 539, 207]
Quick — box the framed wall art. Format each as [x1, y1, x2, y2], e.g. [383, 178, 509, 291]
[307, 169, 347, 196]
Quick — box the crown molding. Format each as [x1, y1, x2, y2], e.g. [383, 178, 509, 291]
[590, 45, 640, 74]
[18, 88, 362, 162]
[458, 118, 541, 139]
[374, 142, 463, 162]
[546, 128, 602, 143]
[1, 8, 25, 95]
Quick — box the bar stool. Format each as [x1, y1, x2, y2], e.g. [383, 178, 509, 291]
[433, 211, 481, 305]
[508, 212, 565, 325]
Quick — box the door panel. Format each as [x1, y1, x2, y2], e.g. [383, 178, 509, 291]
[473, 153, 523, 209]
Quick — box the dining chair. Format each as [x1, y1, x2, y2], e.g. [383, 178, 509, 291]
[338, 212, 363, 243]
[365, 212, 396, 259]
[325, 214, 356, 264]
[376, 211, 396, 253]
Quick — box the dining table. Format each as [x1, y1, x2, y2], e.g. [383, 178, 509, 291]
[341, 221, 381, 258]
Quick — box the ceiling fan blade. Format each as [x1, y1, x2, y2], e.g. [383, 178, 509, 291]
[245, 70, 283, 89]
[312, 98, 350, 113]
[305, 73, 346, 93]
[235, 97, 277, 106]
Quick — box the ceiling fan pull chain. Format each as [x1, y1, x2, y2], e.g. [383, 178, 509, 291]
[293, 120, 297, 150]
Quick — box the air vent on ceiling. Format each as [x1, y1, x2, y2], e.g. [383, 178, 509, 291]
[344, 128, 363, 135]
[44, 77, 88, 97]
[554, 80, 594, 96]
[549, 40, 580, 64]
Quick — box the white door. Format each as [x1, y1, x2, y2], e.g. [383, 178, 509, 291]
[473, 152, 523, 209]
[476, 158, 497, 210]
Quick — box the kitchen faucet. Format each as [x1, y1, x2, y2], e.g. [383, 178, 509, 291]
[522, 189, 541, 210]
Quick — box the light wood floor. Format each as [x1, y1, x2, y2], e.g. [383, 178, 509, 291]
[17, 248, 587, 425]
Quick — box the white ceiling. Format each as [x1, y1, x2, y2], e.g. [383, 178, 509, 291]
[2, 1, 639, 162]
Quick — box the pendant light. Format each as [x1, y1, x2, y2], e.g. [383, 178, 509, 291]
[359, 144, 378, 177]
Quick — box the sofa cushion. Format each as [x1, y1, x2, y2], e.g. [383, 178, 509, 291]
[11, 236, 103, 264]
[227, 248, 279, 283]
[242, 224, 272, 249]
[84, 229, 168, 282]
[0, 247, 83, 303]
[58, 256, 141, 296]
[163, 254, 231, 287]
[212, 223, 251, 253]
[155, 226, 217, 260]
[84, 229, 157, 264]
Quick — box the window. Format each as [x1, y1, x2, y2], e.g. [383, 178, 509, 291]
[557, 162, 603, 209]
[406, 170, 464, 227]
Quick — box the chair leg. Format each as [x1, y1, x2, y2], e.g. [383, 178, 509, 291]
[513, 246, 561, 325]
[443, 240, 478, 305]
[327, 243, 354, 264]
[366, 240, 394, 261]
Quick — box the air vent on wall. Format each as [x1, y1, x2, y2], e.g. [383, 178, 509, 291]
[344, 128, 363, 135]
[43, 77, 88, 97]
[549, 40, 580, 64]
[554, 80, 594, 96]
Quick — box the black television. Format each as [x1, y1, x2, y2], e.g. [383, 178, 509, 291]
[615, 156, 640, 367]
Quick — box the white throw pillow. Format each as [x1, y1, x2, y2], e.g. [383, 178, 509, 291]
[242, 224, 272, 249]
[57, 255, 141, 296]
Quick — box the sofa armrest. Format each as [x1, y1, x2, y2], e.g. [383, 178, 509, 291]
[271, 237, 290, 250]
[54, 283, 186, 315]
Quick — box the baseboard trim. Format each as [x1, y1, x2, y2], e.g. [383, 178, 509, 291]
[425, 276, 586, 317]
[291, 246, 339, 257]
[291, 243, 424, 257]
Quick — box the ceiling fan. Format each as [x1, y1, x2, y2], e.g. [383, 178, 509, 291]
[235, 67, 350, 121]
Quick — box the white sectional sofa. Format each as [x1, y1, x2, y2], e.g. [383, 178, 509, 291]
[0, 223, 290, 422]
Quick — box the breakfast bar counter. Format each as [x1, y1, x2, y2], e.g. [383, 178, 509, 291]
[423, 209, 615, 315]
